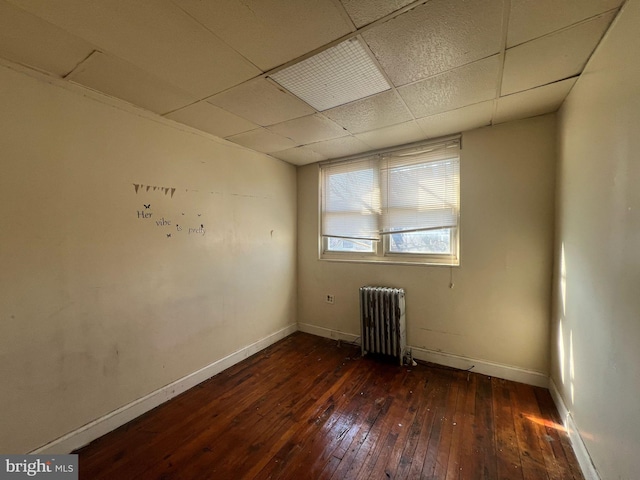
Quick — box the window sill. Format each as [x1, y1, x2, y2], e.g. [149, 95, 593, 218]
[319, 254, 459, 267]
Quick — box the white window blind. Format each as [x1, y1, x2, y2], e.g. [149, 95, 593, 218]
[321, 138, 460, 242]
[380, 140, 460, 235]
[321, 157, 380, 240]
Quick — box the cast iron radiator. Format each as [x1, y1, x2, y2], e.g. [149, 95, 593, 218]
[359, 286, 406, 365]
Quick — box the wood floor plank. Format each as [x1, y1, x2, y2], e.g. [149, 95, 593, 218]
[460, 374, 498, 480]
[321, 360, 399, 470]
[315, 374, 389, 480]
[293, 373, 375, 478]
[511, 382, 552, 480]
[393, 369, 447, 480]
[182, 342, 356, 479]
[251, 358, 365, 479]
[277, 359, 377, 479]
[493, 377, 526, 480]
[369, 368, 427, 479]
[352, 366, 419, 479]
[152, 359, 325, 477]
[532, 387, 584, 480]
[520, 386, 567, 480]
[455, 372, 479, 480]
[329, 361, 409, 480]
[79, 334, 331, 479]
[321, 364, 398, 480]
[75, 332, 585, 480]
[425, 370, 462, 479]
[441, 370, 477, 480]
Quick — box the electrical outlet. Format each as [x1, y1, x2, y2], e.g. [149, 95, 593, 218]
[325, 294, 335, 304]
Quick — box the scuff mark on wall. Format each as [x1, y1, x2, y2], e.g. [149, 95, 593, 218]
[46, 303, 75, 320]
[102, 345, 121, 378]
[419, 327, 464, 337]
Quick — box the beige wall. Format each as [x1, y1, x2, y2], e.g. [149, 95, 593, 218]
[0, 61, 297, 453]
[553, 0, 640, 478]
[298, 115, 556, 374]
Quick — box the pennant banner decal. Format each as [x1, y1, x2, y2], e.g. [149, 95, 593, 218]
[133, 183, 177, 198]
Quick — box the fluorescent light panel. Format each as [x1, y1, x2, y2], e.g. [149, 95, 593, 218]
[270, 38, 391, 111]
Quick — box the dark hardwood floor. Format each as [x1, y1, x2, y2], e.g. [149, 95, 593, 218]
[75, 332, 584, 479]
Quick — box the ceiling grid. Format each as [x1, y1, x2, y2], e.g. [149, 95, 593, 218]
[0, 0, 625, 165]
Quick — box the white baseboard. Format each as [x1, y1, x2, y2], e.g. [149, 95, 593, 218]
[297, 323, 548, 388]
[30, 323, 298, 455]
[549, 378, 601, 480]
[297, 322, 361, 344]
[410, 346, 549, 388]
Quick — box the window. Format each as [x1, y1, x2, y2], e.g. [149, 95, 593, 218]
[320, 138, 460, 265]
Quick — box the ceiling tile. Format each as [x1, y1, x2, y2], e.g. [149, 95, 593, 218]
[508, 0, 622, 47]
[362, 0, 504, 86]
[226, 128, 298, 154]
[416, 101, 494, 138]
[173, 0, 353, 71]
[270, 37, 390, 111]
[6, 0, 261, 98]
[267, 114, 347, 145]
[164, 101, 258, 138]
[494, 77, 578, 124]
[399, 56, 500, 118]
[355, 120, 426, 150]
[271, 146, 328, 166]
[1, 0, 621, 163]
[307, 135, 372, 160]
[323, 90, 413, 134]
[208, 77, 315, 127]
[501, 11, 616, 95]
[66, 51, 197, 115]
[0, 0, 95, 77]
[340, 0, 415, 28]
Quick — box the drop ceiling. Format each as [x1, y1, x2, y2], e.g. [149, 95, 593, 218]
[0, 0, 623, 166]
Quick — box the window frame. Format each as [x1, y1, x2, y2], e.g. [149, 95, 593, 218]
[318, 137, 460, 266]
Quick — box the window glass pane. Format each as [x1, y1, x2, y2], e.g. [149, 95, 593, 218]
[387, 229, 451, 254]
[327, 237, 374, 252]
